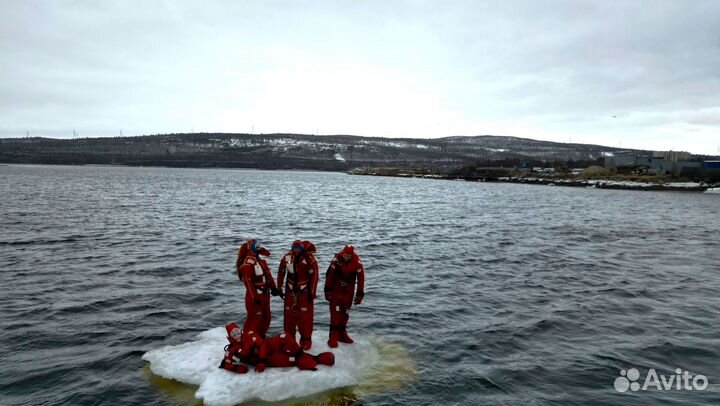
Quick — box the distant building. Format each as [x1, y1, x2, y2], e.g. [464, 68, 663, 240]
[604, 151, 660, 171]
[660, 151, 692, 162]
[702, 161, 720, 180]
[604, 151, 645, 169]
[672, 161, 701, 176]
[604, 151, 701, 175]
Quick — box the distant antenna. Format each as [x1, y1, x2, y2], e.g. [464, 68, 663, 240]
[26, 130, 29, 138]
[251, 124, 255, 134]
[120, 129, 123, 137]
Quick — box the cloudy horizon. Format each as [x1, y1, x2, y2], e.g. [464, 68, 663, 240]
[1, 0, 719, 154]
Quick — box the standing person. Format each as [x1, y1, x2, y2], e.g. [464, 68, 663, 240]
[324, 245, 365, 348]
[277, 240, 319, 350]
[236, 239, 278, 338]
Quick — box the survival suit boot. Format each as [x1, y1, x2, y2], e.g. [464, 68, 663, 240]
[314, 352, 335, 366]
[327, 327, 339, 348]
[338, 327, 354, 344]
[296, 353, 318, 371]
[300, 337, 312, 351]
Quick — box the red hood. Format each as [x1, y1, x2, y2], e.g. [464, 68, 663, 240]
[301, 240, 316, 254]
[225, 322, 242, 346]
[336, 251, 359, 265]
[239, 239, 271, 261]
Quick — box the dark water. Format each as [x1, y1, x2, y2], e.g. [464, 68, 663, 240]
[1, 165, 719, 406]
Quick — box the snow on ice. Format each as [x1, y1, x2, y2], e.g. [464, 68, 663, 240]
[142, 327, 379, 406]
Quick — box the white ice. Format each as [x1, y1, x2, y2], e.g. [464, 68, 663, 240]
[142, 327, 379, 406]
[665, 182, 703, 188]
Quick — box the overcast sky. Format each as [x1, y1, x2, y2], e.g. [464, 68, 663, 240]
[1, 0, 719, 154]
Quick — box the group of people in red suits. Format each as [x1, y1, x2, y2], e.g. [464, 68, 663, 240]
[219, 239, 365, 374]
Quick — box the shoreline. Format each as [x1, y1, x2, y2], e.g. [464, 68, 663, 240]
[2, 162, 718, 192]
[347, 170, 719, 192]
[498, 176, 712, 192]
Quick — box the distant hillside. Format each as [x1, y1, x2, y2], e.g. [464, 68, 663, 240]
[0, 133, 670, 171]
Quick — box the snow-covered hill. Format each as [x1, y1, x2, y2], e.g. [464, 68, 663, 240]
[0, 133, 679, 170]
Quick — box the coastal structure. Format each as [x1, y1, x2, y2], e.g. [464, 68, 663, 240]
[704, 161, 720, 172]
[605, 151, 703, 176]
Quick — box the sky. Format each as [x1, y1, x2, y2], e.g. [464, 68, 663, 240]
[1, 0, 719, 154]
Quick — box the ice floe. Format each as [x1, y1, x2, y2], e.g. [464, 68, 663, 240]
[143, 327, 380, 406]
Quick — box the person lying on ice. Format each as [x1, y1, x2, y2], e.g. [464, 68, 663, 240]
[277, 240, 319, 350]
[324, 245, 365, 348]
[254, 331, 335, 372]
[236, 239, 278, 338]
[219, 323, 334, 374]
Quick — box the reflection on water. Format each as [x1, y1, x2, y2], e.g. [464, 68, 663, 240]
[142, 366, 202, 406]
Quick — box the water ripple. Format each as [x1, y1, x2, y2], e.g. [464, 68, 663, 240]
[1, 165, 719, 406]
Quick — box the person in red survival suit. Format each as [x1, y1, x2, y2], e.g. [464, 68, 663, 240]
[277, 240, 319, 350]
[254, 332, 335, 372]
[236, 239, 278, 338]
[219, 323, 335, 374]
[218, 322, 254, 373]
[324, 245, 365, 348]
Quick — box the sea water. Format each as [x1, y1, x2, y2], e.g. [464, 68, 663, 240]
[1, 165, 719, 405]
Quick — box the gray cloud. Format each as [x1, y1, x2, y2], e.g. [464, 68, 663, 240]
[1, 0, 718, 153]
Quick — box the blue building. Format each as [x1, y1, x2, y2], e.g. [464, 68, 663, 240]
[704, 161, 720, 171]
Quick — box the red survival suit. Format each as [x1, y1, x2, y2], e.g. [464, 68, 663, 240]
[255, 332, 335, 372]
[236, 239, 278, 338]
[218, 322, 253, 373]
[277, 240, 319, 350]
[324, 245, 365, 348]
[219, 323, 335, 373]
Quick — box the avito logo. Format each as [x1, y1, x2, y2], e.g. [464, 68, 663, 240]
[614, 368, 708, 392]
